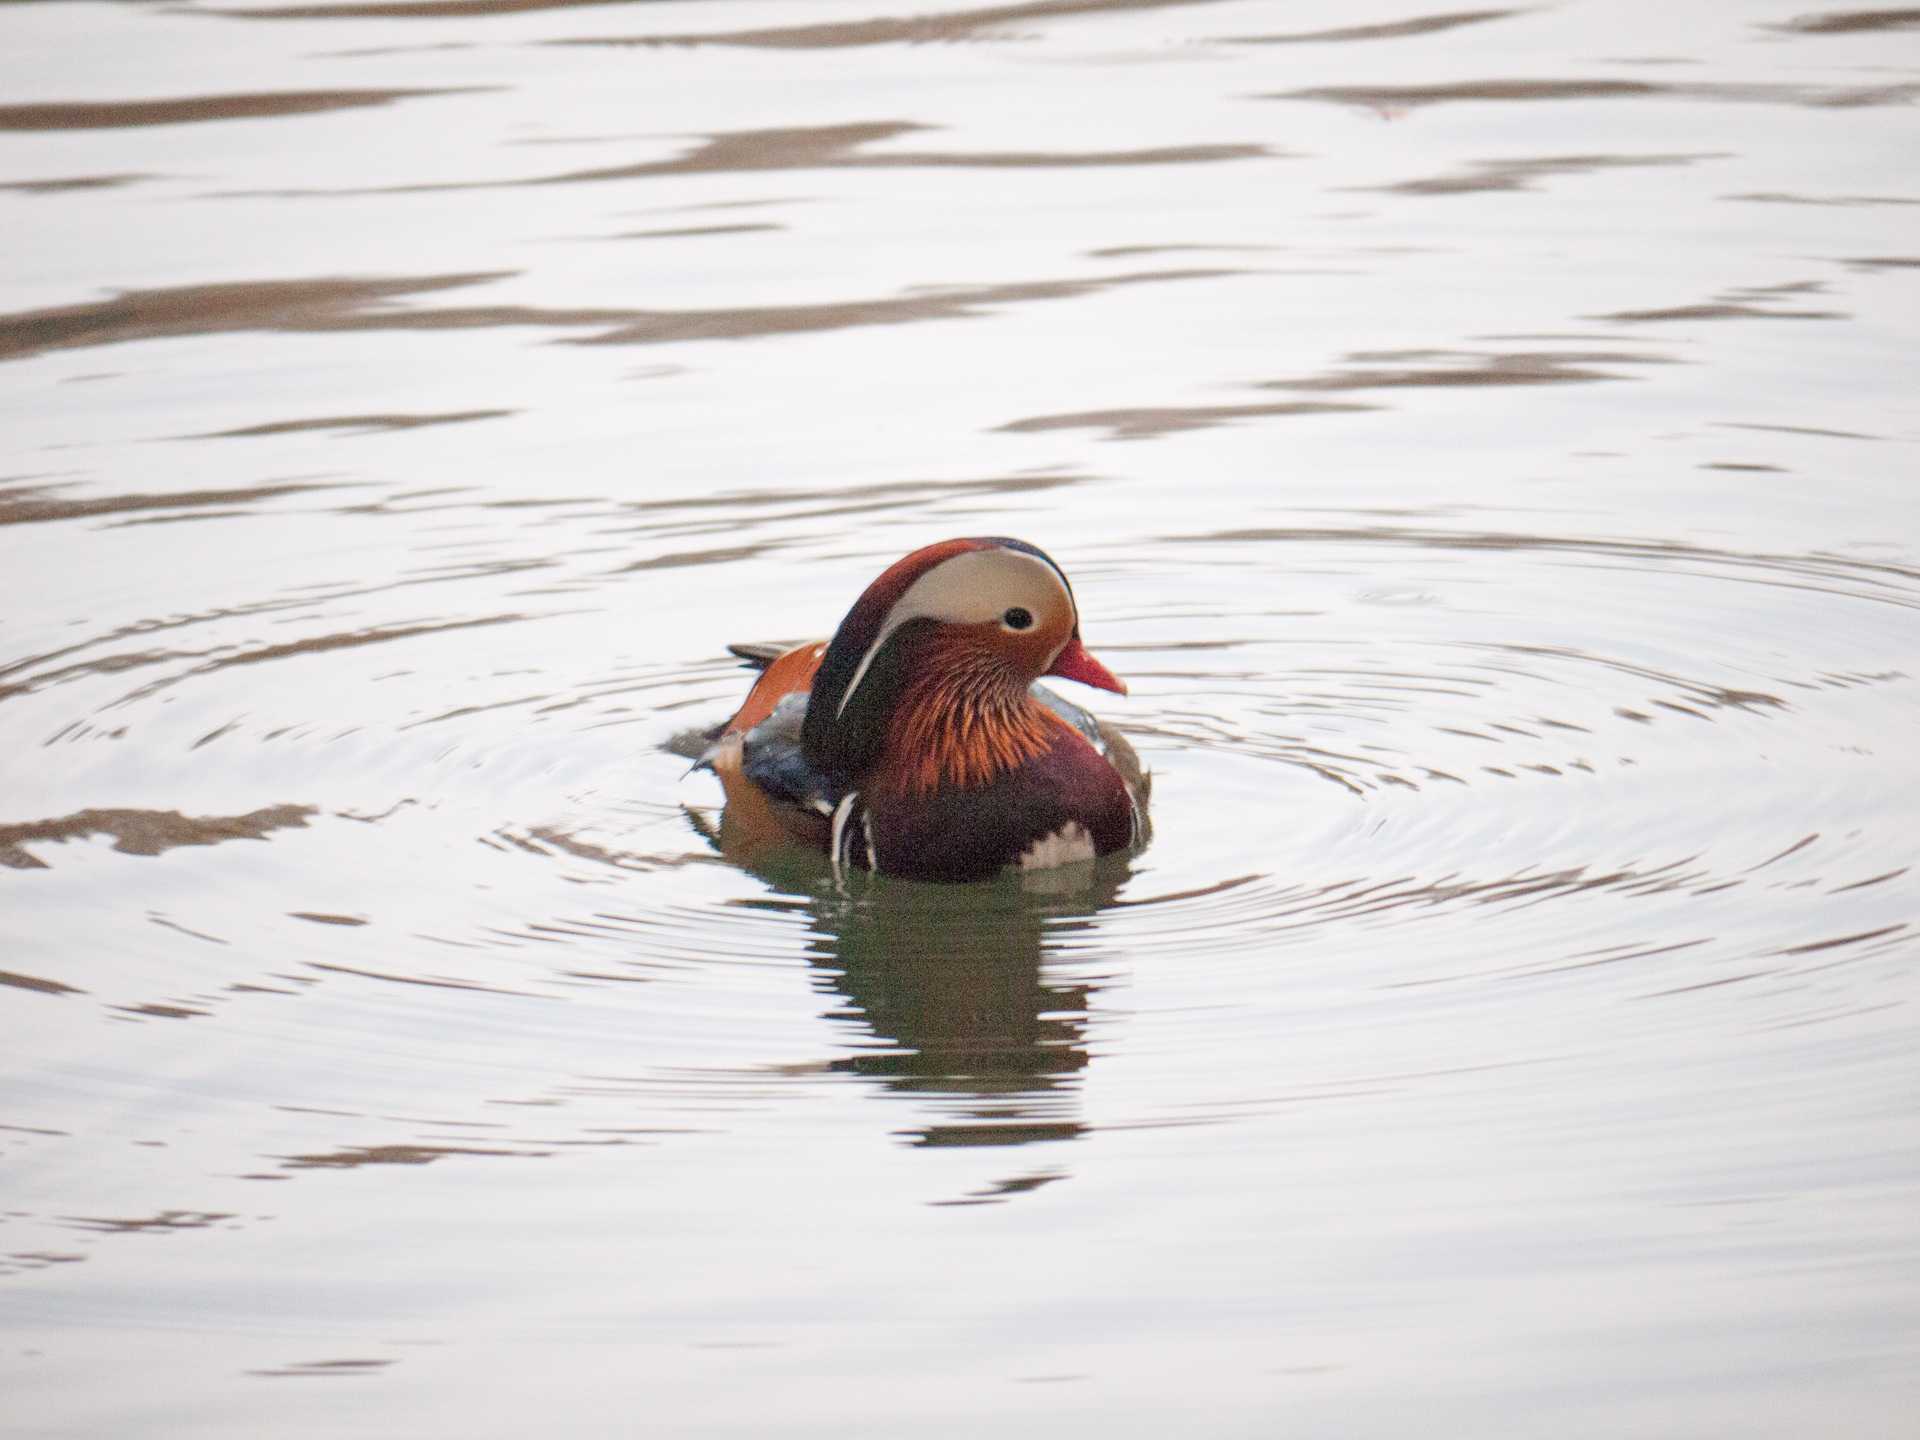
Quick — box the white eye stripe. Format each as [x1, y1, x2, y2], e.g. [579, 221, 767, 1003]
[835, 548, 1075, 719]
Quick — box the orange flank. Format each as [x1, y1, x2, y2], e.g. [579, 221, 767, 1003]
[710, 749, 824, 860]
[704, 640, 832, 861]
[722, 641, 826, 737]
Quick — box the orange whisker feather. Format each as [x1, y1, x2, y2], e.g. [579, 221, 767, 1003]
[876, 637, 1064, 796]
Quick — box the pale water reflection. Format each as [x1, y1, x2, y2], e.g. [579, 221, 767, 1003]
[3, 0, 1918, 1435]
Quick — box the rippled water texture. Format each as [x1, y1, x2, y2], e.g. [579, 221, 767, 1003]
[4, 1, 1918, 1434]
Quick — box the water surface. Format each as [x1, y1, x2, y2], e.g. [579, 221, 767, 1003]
[3, 1, 1918, 1435]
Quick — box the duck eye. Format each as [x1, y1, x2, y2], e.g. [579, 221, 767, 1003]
[1002, 606, 1034, 631]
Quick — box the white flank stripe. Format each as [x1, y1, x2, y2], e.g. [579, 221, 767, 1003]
[829, 793, 860, 879]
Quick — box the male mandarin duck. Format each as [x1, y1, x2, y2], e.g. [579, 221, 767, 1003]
[700, 537, 1149, 882]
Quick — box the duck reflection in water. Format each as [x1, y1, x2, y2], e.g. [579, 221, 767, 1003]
[712, 841, 1133, 1154]
[682, 678, 1133, 1153]
[823, 862, 1132, 1149]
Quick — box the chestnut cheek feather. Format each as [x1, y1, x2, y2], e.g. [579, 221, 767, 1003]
[873, 628, 1055, 796]
[882, 679, 1062, 796]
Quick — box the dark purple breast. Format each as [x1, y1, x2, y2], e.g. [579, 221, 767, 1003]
[862, 729, 1136, 882]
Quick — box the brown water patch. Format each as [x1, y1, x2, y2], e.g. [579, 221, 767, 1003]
[548, 0, 1233, 51]
[461, 121, 1271, 193]
[305, 962, 541, 997]
[0, 174, 155, 194]
[1829, 867, 1910, 895]
[1281, 348, 1672, 390]
[1596, 278, 1845, 323]
[147, 917, 232, 949]
[1370, 152, 1725, 196]
[1726, 191, 1920, 206]
[1000, 399, 1372, 440]
[1227, 8, 1522, 44]
[1086, 242, 1284, 258]
[0, 1252, 87, 1277]
[0, 479, 336, 527]
[0, 805, 317, 870]
[114, 1002, 216, 1020]
[910, 1121, 1086, 1147]
[209, 0, 670, 15]
[61, 1210, 235, 1234]
[1719, 421, 1882, 440]
[0, 273, 510, 364]
[0, 265, 1235, 363]
[613, 542, 794, 572]
[0, 90, 481, 132]
[315, 40, 482, 59]
[1001, 348, 1667, 438]
[1277, 78, 1660, 106]
[246, 1359, 395, 1380]
[192, 409, 514, 439]
[1769, 922, 1909, 956]
[0, 970, 85, 996]
[1786, 81, 1920, 108]
[201, 121, 1269, 197]
[1768, 7, 1920, 33]
[278, 1143, 540, 1168]
[608, 223, 784, 241]
[572, 269, 1237, 348]
[1270, 78, 1920, 108]
[934, 1169, 1069, 1206]
[1597, 295, 1847, 323]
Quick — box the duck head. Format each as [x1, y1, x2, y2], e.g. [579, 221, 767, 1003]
[802, 537, 1124, 791]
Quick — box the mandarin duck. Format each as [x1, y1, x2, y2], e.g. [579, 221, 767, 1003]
[700, 537, 1149, 882]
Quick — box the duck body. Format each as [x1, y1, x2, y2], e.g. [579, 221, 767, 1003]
[701, 538, 1148, 882]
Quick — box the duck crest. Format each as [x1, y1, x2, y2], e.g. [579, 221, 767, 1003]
[800, 538, 1001, 783]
